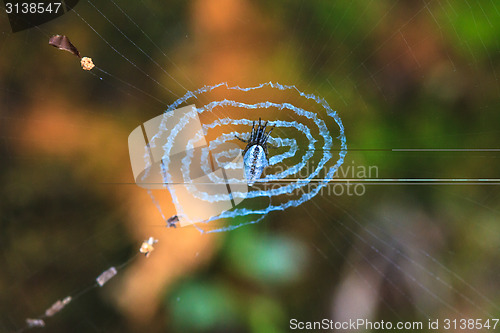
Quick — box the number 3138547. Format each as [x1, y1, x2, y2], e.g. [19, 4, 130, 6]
[5, 2, 62, 14]
[443, 319, 499, 330]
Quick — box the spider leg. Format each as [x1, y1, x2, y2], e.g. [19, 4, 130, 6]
[265, 124, 275, 138]
[256, 120, 267, 144]
[261, 124, 275, 145]
[249, 120, 256, 143]
[264, 146, 269, 159]
[261, 121, 269, 144]
[235, 135, 247, 143]
[263, 143, 274, 159]
[242, 146, 250, 156]
[258, 118, 265, 140]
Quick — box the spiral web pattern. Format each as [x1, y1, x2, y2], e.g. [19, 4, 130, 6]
[144, 82, 347, 232]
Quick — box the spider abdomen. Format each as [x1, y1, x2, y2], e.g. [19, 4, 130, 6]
[243, 144, 268, 186]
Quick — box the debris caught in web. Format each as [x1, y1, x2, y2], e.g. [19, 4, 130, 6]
[166, 215, 179, 228]
[48, 35, 80, 58]
[25, 318, 45, 328]
[80, 57, 95, 71]
[44, 296, 72, 317]
[48, 35, 95, 71]
[19, 234, 159, 331]
[139, 237, 158, 257]
[96, 267, 118, 287]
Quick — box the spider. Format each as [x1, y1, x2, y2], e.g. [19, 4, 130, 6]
[166, 215, 179, 228]
[235, 118, 275, 186]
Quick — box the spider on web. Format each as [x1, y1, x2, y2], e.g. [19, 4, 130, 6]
[235, 118, 276, 186]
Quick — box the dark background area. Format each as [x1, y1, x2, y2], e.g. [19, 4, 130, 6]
[1, 0, 499, 332]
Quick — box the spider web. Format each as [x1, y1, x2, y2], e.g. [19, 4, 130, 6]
[0, 0, 499, 332]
